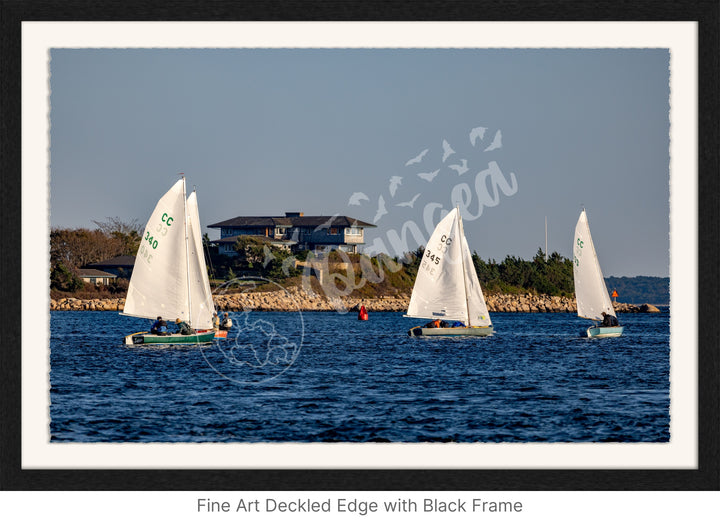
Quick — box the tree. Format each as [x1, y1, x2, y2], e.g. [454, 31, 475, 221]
[50, 262, 83, 292]
[233, 236, 268, 266]
[231, 236, 301, 280]
[50, 222, 144, 292]
[472, 252, 500, 283]
[499, 255, 533, 290]
[92, 216, 142, 256]
[50, 228, 124, 269]
[400, 245, 425, 278]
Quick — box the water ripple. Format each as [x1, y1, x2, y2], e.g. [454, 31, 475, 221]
[50, 310, 670, 443]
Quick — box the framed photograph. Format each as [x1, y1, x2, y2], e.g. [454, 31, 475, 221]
[1, 1, 718, 495]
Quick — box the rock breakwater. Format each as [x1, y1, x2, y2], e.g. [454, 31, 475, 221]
[51, 297, 126, 311]
[50, 289, 659, 314]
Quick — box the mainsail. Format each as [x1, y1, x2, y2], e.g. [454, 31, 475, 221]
[123, 179, 215, 329]
[573, 210, 615, 321]
[123, 179, 191, 322]
[406, 208, 491, 327]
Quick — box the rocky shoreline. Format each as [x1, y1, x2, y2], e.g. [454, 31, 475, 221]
[50, 288, 661, 314]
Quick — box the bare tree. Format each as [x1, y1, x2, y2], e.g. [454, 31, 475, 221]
[92, 216, 142, 256]
[50, 228, 125, 269]
[92, 216, 142, 235]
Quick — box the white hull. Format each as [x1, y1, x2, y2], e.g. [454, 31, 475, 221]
[409, 326, 493, 337]
[586, 326, 624, 338]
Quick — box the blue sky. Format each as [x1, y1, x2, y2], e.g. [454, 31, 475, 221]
[49, 47, 670, 277]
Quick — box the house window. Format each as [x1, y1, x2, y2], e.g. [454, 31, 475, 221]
[330, 227, 338, 235]
[345, 227, 362, 236]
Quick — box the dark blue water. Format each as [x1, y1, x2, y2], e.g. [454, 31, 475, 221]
[50, 309, 670, 442]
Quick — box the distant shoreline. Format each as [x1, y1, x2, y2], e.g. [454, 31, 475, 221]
[50, 289, 661, 314]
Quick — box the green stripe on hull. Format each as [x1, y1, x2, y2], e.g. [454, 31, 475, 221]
[125, 331, 216, 345]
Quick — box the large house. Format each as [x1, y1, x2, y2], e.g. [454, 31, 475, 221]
[207, 212, 375, 256]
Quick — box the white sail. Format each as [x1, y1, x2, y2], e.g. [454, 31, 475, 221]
[573, 210, 615, 321]
[459, 215, 492, 326]
[186, 191, 215, 330]
[407, 208, 491, 326]
[123, 180, 191, 322]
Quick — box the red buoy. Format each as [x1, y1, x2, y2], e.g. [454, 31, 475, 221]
[358, 305, 368, 320]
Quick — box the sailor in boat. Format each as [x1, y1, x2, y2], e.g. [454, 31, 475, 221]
[212, 311, 220, 329]
[424, 319, 441, 328]
[601, 311, 619, 327]
[175, 318, 195, 335]
[219, 312, 232, 330]
[150, 316, 168, 335]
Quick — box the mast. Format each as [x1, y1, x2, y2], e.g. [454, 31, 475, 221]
[456, 206, 472, 327]
[182, 175, 193, 327]
[545, 216, 548, 262]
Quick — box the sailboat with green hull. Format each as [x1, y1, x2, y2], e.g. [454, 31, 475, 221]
[573, 209, 624, 338]
[123, 177, 216, 345]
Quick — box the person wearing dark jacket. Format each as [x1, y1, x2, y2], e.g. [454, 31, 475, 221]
[601, 311, 619, 327]
[150, 316, 167, 334]
[175, 318, 195, 335]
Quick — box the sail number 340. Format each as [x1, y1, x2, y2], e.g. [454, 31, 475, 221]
[139, 212, 173, 264]
[144, 231, 159, 249]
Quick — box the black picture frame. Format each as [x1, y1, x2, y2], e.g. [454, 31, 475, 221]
[1, 0, 718, 491]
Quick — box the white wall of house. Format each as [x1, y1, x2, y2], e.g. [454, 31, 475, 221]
[80, 276, 112, 285]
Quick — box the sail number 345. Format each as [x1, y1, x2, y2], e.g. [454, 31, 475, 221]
[424, 234, 453, 267]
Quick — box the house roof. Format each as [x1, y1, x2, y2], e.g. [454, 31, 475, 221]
[76, 268, 118, 278]
[88, 255, 136, 267]
[207, 215, 375, 229]
[212, 235, 297, 246]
